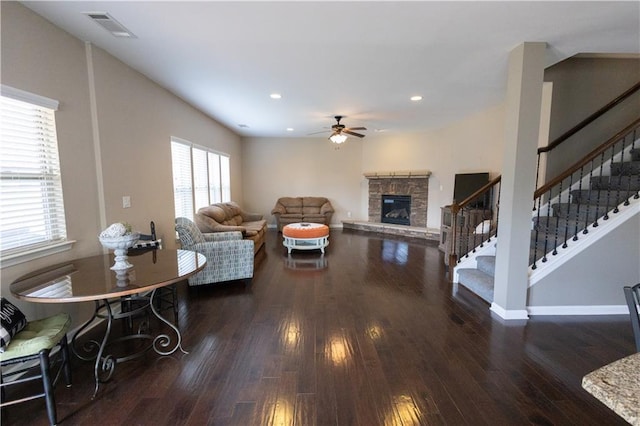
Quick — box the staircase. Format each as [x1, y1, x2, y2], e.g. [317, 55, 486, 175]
[456, 145, 640, 304]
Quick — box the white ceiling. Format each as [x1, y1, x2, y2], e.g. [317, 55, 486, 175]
[21, 1, 640, 138]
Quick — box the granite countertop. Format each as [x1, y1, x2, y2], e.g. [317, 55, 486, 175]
[582, 352, 640, 425]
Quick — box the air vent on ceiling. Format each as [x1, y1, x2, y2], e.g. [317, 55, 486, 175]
[83, 12, 136, 38]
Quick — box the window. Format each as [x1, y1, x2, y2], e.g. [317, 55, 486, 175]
[171, 138, 231, 221]
[0, 86, 69, 263]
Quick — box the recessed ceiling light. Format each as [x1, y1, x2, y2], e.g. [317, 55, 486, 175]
[270, 93, 282, 99]
[286, 128, 294, 132]
[410, 95, 423, 101]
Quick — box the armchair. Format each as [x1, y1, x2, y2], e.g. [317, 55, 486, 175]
[175, 217, 254, 286]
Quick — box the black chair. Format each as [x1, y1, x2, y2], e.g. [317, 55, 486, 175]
[623, 283, 640, 352]
[1, 313, 72, 425]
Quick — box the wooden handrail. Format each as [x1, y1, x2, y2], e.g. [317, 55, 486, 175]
[538, 81, 640, 155]
[534, 116, 640, 198]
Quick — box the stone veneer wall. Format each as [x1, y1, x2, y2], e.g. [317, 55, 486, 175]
[367, 174, 429, 227]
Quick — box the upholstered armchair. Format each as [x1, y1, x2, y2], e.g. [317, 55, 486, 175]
[175, 217, 254, 286]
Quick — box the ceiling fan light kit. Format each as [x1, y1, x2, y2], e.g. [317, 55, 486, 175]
[329, 133, 348, 144]
[326, 115, 366, 145]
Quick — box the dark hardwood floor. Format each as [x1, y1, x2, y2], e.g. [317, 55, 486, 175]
[3, 229, 635, 425]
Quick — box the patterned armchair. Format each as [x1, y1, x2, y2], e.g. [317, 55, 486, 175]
[175, 217, 254, 286]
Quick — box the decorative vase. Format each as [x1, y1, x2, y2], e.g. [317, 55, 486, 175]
[99, 232, 140, 271]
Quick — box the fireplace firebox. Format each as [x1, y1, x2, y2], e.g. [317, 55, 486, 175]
[381, 195, 411, 225]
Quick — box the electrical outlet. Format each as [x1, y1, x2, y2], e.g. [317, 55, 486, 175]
[122, 196, 131, 208]
[347, 211, 352, 218]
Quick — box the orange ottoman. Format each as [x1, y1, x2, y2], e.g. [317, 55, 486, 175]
[282, 223, 329, 254]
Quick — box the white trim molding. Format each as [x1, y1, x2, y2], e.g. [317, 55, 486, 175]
[528, 305, 629, 316]
[490, 303, 529, 320]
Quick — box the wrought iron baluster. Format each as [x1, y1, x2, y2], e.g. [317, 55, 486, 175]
[614, 136, 627, 213]
[573, 167, 584, 241]
[632, 128, 639, 201]
[603, 144, 616, 221]
[531, 193, 543, 269]
[562, 173, 573, 248]
[552, 179, 563, 256]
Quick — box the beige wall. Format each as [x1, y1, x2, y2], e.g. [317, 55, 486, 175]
[543, 57, 640, 181]
[0, 3, 241, 323]
[90, 46, 243, 248]
[242, 104, 505, 232]
[363, 104, 505, 229]
[241, 137, 364, 225]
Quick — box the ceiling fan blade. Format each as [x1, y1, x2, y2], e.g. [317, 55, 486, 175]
[307, 130, 331, 135]
[346, 127, 367, 131]
[343, 130, 365, 138]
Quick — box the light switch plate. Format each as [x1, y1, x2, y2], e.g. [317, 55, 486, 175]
[122, 196, 131, 208]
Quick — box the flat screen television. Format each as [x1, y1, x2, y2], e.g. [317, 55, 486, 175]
[453, 172, 490, 208]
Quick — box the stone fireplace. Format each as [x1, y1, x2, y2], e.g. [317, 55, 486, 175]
[365, 170, 430, 228]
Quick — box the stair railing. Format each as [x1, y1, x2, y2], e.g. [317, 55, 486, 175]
[531, 117, 640, 269]
[536, 81, 640, 188]
[448, 176, 501, 267]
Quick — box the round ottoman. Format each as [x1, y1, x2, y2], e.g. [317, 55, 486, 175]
[282, 223, 329, 254]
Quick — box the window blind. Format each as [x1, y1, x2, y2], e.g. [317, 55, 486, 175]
[171, 141, 194, 220]
[0, 93, 67, 256]
[170, 138, 231, 221]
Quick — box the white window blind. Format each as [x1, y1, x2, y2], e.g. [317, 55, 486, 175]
[171, 141, 194, 220]
[0, 91, 68, 257]
[170, 138, 230, 221]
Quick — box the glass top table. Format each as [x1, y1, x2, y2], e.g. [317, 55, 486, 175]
[10, 249, 206, 397]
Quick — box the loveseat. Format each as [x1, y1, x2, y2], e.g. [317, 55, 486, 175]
[271, 197, 334, 232]
[195, 201, 266, 253]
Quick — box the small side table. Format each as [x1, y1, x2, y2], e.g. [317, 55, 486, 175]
[282, 223, 329, 254]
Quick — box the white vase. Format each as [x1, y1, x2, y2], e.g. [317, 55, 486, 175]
[99, 233, 140, 271]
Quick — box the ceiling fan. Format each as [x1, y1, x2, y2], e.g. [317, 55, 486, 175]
[311, 115, 367, 144]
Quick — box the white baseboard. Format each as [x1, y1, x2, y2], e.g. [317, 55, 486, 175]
[490, 303, 529, 320]
[527, 305, 629, 316]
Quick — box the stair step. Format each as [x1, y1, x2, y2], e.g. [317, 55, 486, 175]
[570, 189, 638, 205]
[551, 203, 610, 221]
[476, 255, 495, 277]
[611, 160, 640, 176]
[457, 269, 494, 304]
[590, 175, 640, 191]
[631, 148, 640, 162]
[532, 217, 584, 234]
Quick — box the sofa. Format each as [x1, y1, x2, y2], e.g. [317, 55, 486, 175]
[271, 197, 334, 232]
[194, 201, 266, 253]
[175, 217, 254, 286]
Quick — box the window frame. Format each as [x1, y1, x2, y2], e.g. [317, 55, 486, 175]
[0, 85, 74, 267]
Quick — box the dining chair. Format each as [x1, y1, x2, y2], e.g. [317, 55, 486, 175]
[1, 307, 72, 426]
[623, 283, 640, 352]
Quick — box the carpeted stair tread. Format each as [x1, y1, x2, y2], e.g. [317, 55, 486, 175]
[551, 203, 610, 221]
[590, 175, 640, 191]
[570, 189, 637, 205]
[532, 217, 585, 234]
[457, 268, 494, 304]
[476, 255, 495, 277]
[610, 160, 640, 176]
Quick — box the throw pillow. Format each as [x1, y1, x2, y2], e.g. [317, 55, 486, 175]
[0, 297, 28, 352]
